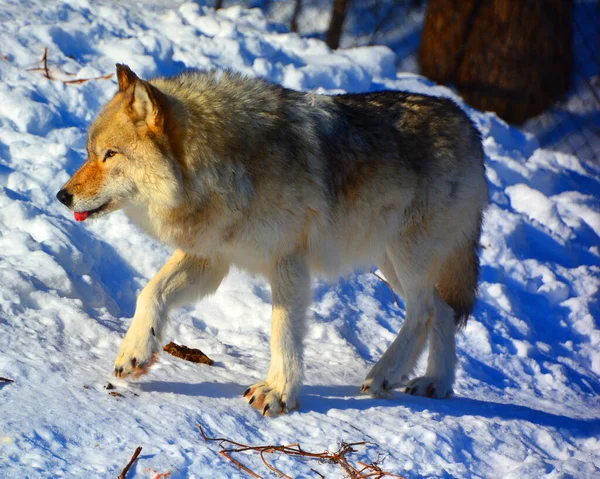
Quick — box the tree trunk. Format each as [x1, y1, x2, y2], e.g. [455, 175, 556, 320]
[326, 0, 350, 50]
[291, 0, 303, 33]
[419, 0, 573, 124]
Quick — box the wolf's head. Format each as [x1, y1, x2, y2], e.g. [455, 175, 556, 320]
[56, 64, 182, 221]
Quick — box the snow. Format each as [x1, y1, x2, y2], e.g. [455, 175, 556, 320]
[1, 1, 599, 478]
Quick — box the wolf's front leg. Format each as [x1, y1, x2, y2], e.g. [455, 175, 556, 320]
[245, 253, 310, 416]
[114, 250, 229, 378]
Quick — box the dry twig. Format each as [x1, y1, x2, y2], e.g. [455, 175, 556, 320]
[372, 271, 402, 310]
[63, 73, 114, 84]
[41, 47, 51, 79]
[198, 423, 405, 478]
[119, 446, 142, 479]
[0, 377, 14, 383]
[26, 47, 52, 79]
[26, 47, 114, 85]
[220, 450, 262, 478]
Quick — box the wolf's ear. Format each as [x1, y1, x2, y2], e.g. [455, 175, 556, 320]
[130, 81, 165, 132]
[116, 63, 139, 92]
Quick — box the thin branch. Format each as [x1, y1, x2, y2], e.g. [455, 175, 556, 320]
[220, 451, 262, 478]
[198, 423, 405, 478]
[198, 423, 255, 449]
[259, 448, 292, 478]
[26, 47, 114, 85]
[26, 48, 52, 79]
[42, 47, 51, 79]
[371, 271, 402, 310]
[0, 377, 14, 383]
[63, 73, 114, 84]
[118, 446, 142, 479]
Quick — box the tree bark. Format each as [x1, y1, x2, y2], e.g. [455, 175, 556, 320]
[419, 0, 573, 123]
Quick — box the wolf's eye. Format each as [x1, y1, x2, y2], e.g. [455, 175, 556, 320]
[103, 150, 117, 162]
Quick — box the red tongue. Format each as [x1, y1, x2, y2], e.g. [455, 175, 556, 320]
[74, 211, 89, 222]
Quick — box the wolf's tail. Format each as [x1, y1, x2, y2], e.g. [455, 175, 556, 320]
[436, 225, 482, 329]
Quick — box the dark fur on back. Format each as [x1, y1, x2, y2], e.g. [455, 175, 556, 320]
[290, 90, 483, 200]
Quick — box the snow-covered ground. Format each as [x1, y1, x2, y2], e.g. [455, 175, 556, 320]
[1, 1, 599, 478]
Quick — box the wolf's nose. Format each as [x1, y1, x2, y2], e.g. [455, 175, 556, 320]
[56, 189, 73, 207]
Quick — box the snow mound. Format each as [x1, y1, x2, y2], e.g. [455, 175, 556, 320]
[0, 1, 598, 478]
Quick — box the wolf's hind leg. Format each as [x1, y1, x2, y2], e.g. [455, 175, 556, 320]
[361, 252, 431, 396]
[114, 250, 229, 378]
[405, 290, 456, 398]
[244, 252, 309, 416]
[361, 288, 431, 395]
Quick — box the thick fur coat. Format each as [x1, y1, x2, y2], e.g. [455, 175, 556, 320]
[57, 65, 488, 415]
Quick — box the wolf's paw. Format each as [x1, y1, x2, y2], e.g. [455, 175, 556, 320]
[243, 381, 297, 416]
[360, 360, 404, 396]
[360, 375, 397, 397]
[114, 328, 160, 379]
[404, 376, 453, 399]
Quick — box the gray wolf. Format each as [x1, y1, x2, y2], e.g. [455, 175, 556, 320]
[56, 64, 488, 415]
